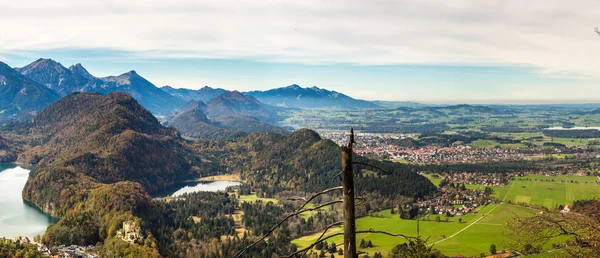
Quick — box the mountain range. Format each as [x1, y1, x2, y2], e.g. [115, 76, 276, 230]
[167, 92, 288, 139]
[0, 58, 383, 134]
[0, 61, 61, 123]
[162, 84, 379, 110]
[161, 85, 228, 102]
[15, 58, 186, 115]
[245, 84, 380, 110]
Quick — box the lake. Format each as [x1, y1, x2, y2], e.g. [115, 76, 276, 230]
[0, 164, 57, 239]
[156, 180, 242, 197]
[545, 126, 600, 130]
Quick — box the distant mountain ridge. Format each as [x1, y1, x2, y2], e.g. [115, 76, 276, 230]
[394, 104, 502, 117]
[16, 58, 92, 96]
[161, 85, 227, 102]
[16, 59, 186, 115]
[204, 91, 280, 122]
[167, 92, 289, 138]
[0, 61, 61, 123]
[245, 84, 379, 110]
[81, 70, 186, 114]
[168, 104, 240, 140]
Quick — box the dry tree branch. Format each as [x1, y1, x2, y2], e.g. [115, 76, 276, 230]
[353, 162, 392, 175]
[313, 221, 344, 244]
[299, 221, 344, 258]
[595, 27, 600, 35]
[283, 228, 417, 257]
[287, 186, 343, 211]
[356, 229, 416, 241]
[282, 232, 345, 258]
[355, 197, 366, 206]
[234, 200, 343, 258]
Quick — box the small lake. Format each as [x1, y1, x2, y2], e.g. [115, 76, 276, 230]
[0, 164, 57, 239]
[156, 180, 241, 197]
[545, 126, 600, 130]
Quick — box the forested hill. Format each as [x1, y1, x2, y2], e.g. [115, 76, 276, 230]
[169, 107, 241, 140]
[194, 128, 436, 198]
[21, 92, 205, 196]
[0, 91, 436, 256]
[3, 92, 216, 255]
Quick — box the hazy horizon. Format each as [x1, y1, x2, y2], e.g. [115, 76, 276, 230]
[2, 0, 599, 103]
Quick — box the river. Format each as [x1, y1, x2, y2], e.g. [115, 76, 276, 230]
[0, 164, 57, 239]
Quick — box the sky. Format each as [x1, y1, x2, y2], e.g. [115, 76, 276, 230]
[1, 0, 599, 103]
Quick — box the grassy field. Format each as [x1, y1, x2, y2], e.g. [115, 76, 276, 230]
[491, 175, 600, 208]
[422, 173, 486, 190]
[292, 204, 538, 257]
[293, 174, 600, 256]
[238, 193, 279, 204]
[470, 139, 526, 149]
[422, 173, 442, 187]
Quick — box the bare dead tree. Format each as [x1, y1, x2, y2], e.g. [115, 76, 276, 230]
[595, 27, 600, 35]
[342, 128, 357, 258]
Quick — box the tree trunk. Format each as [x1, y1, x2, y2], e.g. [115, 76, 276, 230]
[342, 128, 357, 258]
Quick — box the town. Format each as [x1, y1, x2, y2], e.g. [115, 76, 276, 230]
[321, 131, 596, 165]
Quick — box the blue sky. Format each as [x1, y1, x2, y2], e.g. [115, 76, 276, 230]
[1, 0, 599, 103]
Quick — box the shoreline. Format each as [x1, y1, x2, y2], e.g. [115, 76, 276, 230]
[183, 174, 241, 183]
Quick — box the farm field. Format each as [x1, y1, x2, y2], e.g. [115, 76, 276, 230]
[293, 174, 600, 257]
[491, 175, 600, 208]
[292, 204, 538, 257]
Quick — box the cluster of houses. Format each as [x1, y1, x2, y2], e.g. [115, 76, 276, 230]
[54, 245, 98, 258]
[12, 235, 98, 258]
[11, 221, 140, 257]
[323, 132, 541, 164]
[13, 236, 50, 256]
[432, 172, 510, 186]
[392, 146, 528, 164]
[415, 185, 495, 217]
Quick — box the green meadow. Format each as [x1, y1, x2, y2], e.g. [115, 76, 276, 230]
[292, 204, 537, 257]
[238, 193, 279, 204]
[291, 174, 600, 256]
[491, 175, 600, 209]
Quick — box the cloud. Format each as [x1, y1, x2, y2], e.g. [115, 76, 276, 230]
[0, 0, 599, 78]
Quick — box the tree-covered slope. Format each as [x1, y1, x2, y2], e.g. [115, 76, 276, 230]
[169, 107, 241, 140]
[12, 92, 212, 254]
[21, 92, 204, 198]
[194, 129, 436, 198]
[204, 91, 280, 123]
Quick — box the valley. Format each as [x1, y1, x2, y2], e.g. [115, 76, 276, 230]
[1, 58, 600, 257]
[2, 2, 598, 257]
